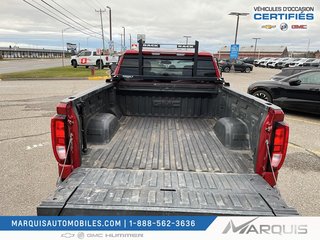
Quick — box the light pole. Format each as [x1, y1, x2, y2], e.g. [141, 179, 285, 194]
[252, 37, 261, 58]
[106, 6, 112, 51]
[183, 35, 191, 50]
[61, 27, 71, 67]
[120, 33, 123, 52]
[129, 33, 132, 49]
[229, 12, 249, 71]
[122, 27, 126, 50]
[229, 12, 249, 45]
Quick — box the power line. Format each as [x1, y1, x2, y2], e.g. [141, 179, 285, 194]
[40, 0, 102, 36]
[31, 0, 89, 34]
[50, 0, 98, 29]
[23, 0, 100, 39]
[82, 1, 98, 12]
[93, 0, 104, 9]
[31, 0, 61, 20]
[29, 0, 100, 38]
[80, 0, 101, 11]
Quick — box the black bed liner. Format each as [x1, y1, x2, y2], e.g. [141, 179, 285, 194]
[38, 168, 298, 216]
[82, 117, 253, 173]
[38, 116, 298, 216]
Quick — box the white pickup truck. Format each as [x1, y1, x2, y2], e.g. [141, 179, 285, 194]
[71, 50, 119, 69]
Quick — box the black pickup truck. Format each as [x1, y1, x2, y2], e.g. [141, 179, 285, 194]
[38, 41, 297, 216]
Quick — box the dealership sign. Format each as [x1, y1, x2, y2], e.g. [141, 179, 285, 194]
[253, 6, 314, 21]
[230, 44, 239, 60]
[252, 4, 315, 31]
[66, 43, 77, 51]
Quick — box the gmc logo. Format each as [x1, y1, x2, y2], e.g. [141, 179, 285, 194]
[153, 99, 181, 107]
[291, 25, 307, 29]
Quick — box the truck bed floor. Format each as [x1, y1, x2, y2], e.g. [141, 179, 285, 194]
[82, 117, 253, 173]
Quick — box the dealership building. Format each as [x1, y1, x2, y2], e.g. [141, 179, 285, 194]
[0, 47, 63, 59]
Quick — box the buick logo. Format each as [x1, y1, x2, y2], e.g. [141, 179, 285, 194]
[280, 23, 288, 31]
[77, 232, 85, 239]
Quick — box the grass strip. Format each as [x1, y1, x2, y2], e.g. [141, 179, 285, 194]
[0, 66, 109, 79]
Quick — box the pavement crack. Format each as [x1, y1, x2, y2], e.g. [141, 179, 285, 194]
[0, 132, 50, 143]
[0, 116, 51, 121]
[289, 142, 320, 159]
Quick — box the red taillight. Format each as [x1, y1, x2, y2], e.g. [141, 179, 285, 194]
[271, 122, 289, 169]
[51, 115, 67, 164]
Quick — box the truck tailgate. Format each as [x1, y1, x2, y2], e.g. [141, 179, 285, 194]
[38, 168, 298, 216]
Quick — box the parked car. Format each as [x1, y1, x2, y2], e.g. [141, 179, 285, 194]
[253, 57, 270, 67]
[241, 57, 256, 64]
[301, 58, 316, 67]
[218, 59, 230, 64]
[268, 58, 290, 68]
[71, 50, 120, 69]
[303, 59, 320, 67]
[220, 60, 253, 73]
[248, 69, 320, 114]
[270, 67, 314, 81]
[289, 58, 308, 67]
[260, 58, 276, 68]
[276, 58, 293, 69]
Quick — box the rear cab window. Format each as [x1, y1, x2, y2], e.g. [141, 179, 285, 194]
[119, 55, 217, 77]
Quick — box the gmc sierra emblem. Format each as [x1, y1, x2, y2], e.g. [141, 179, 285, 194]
[153, 99, 181, 107]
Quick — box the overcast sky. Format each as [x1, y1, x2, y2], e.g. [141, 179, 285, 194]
[0, 0, 319, 52]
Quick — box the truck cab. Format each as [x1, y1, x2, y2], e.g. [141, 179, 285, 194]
[71, 50, 119, 69]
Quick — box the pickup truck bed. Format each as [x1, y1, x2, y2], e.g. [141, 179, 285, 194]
[82, 116, 253, 173]
[38, 44, 298, 216]
[38, 117, 296, 216]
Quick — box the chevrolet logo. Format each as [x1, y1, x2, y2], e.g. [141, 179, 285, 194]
[261, 25, 276, 29]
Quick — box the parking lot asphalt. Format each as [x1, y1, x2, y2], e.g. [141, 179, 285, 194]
[0, 67, 319, 216]
[0, 58, 64, 74]
[0, 80, 100, 215]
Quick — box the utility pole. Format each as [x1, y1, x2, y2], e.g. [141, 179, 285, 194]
[252, 37, 261, 58]
[95, 9, 106, 50]
[129, 33, 132, 49]
[183, 36, 191, 50]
